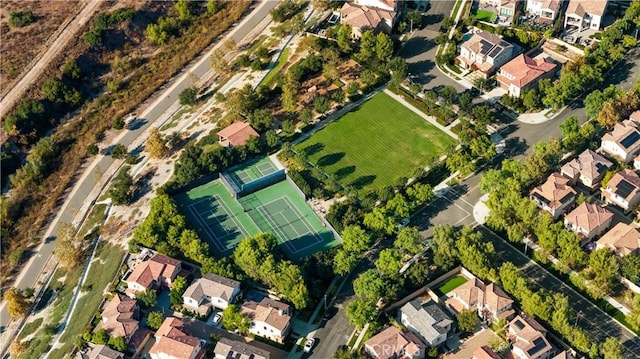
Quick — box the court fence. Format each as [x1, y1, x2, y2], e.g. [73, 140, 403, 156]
[239, 169, 286, 197]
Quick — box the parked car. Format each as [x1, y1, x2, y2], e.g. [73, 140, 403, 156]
[212, 312, 223, 325]
[303, 338, 316, 353]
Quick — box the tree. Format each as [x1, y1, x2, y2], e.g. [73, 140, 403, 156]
[92, 328, 109, 345]
[621, 254, 640, 283]
[147, 311, 164, 330]
[169, 276, 188, 306]
[207, 0, 219, 14]
[222, 304, 251, 335]
[210, 49, 230, 73]
[55, 222, 83, 269]
[407, 10, 422, 30]
[337, 24, 353, 53]
[314, 96, 331, 114]
[359, 30, 376, 62]
[341, 225, 373, 253]
[588, 248, 620, 298]
[4, 288, 29, 319]
[334, 250, 359, 275]
[110, 144, 128, 159]
[375, 249, 404, 277]
[432, 225, 458, 269]
[146, 128, 168, 158]
[375, 33, 393, 62]
[179, 86, 198, 105]
[457, 309, 479, 332]
[108, 166, 134, 205]
[175, 0, 193, 21]
[137, 289, 158, 308]
[456, 226, 495, 280]
[363, 207, 396, 235]
[9, 340, 28, 356]
[600, 337, 622, 359]
[353, 269, 386, 302]
[334, 346, 365, 358]
[108, 336, 127, 352]
[559, 115, 580, 139]
[395, 227, 423, 255]
[345, 299, 377, 328]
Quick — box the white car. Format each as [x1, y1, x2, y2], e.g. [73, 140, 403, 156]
[303, 338, 316, 353]
[212, 312, 223, 325]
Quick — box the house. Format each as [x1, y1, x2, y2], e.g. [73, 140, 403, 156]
[552, 351, 576, 359]
[597, 222, 640, 256]
[241, 298, 292, 343]
[446, 278, 514, 321]
[497, 54, 557, 97]
[526, 0, 562, 22]
[182, 273, 241, 316]
[601, 119, 640, 163]
[364, 326, 426, 359]
[457, 32, 516, 76]
[529, 173, 577, 219]
[100, 294, 139, 341]
[564, 0, 608, 32]
[634, 153, 640, 171]
[563, 203, 614, 241]
[399, 299, 453, 347]
[213, 337, 270, 359]
[353, 0, 398, 11]
[498, 0, 520, 24]
[75, 344, 124, 359]
[149, 317, 203, 359]
[125, 254, 181, 298]
[560, 149, 613, 190]
[217, 122, 259, 147]
[473, 346, 502, 359]
[601, 169, 640, 212]
[507, 314, 555, 359]
[340, 2, 397, 39]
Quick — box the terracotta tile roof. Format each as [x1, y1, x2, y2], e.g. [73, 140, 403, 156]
[552, 351, 576, 359]
[530, 173, 577, 211]
[597, 222, 640, 256]
[566, 0, 608, 17]
[150, 317, 201, 359]
[561, 149, 613, 184]
[604, 169, 640, 202]
[364, 326, 426, 359]
[484, 283, 514, 313]
[473, 346, 502, 359]
[463, 32, 514, 56]
[538, 0, 561, 11]
[101, 294, 139, 339]
[151, 254, 181, 279]
[183, 273, 240, 305]
[451, 278, 485, 308]
[213, 337, 270, 359]
[564, 203, 613, 234]
[340, 2, 396, 31]
[217, 122, 259, 147]
[127, 254, 181, 290]
[631, 111, 640, 122]
[602, 120, 640, 150]
[241, 298, 292, 332]
[497, 54, 556, 88]
[127, 328, 151, 353]
[508, 314, 553, 359]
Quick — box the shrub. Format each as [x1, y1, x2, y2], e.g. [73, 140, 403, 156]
[179, 86, 198, 105]
[8, 11, 34, 27]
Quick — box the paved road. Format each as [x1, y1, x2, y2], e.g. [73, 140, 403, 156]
[0, 0, 103, 118]
[0, 0, 278, 332]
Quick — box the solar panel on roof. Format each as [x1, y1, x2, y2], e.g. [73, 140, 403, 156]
[615, 179, 636, 198]
[479, 40, 493, 54]
[620, 131, 640, 149]
[488, 46, 502, 58]
[527, 337, 548, 356]
[514, 320, 525, 330]
[595, 163, 609, 173]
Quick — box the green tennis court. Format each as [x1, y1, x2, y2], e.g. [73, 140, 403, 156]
[226, 156, 280, 190]
[174, 176, 340, 260]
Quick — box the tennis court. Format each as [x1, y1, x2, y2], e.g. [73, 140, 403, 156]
[226, 156, 280, 191]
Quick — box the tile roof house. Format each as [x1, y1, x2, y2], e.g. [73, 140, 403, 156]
[340, 2, 396, 39]
[183, 273, 241, 316]
[560, 149, 613, 190]
[446, 279, 515, 322]
[507, 314, 555, 359]
[125, 254, 182, 298]
[497, 54, 557, 97]
[364, 326, 426, 359]
[149, 317, 203, 359]
[601, 169, 640, 212]
[75, 344, 124, 359]
[597, 222, 640, 256]
[564, 0, 608, 32]
[213, 337, 270, 359]
[529, 173, 577, 219]
[498, 0, 520, 24]
[457, 32, 516, 76]
[473, 346, 502, 359]
[100, 294, 139, 341]
[217, 122, 259, 147]
[563, 203, 614, 241]
[399, 299, 453, 347]
[241, 298, 292, 343]
[601, 119, 640, 163]
[526, 0, 563, 22]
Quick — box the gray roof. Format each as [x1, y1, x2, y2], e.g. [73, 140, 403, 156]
[213, 337, 270, 359]
[400, 299, 453, 342]
[183, 273, 240, 303]
[76, 345, 124, 359]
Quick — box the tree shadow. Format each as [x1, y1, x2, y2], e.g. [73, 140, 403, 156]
[407, 60, 435, 79]
[423, 13, 445, 26]
[350, 175, 376, 189]
[317, 152, 345, 166]
[335, 166, 356, 180]
[302, 143, 325, 156]
[401, 37, 436, 58]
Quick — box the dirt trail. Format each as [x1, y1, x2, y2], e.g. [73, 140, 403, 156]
[0, 0, 102, 118]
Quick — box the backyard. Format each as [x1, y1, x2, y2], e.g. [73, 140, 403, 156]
[474, 9, 497, 23]
[294, 92, 455, 192]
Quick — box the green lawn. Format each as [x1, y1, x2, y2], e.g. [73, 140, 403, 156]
[475, 9, 498, 23]
[259, 47, 291, 88]
[295, 92, 455, 192]
[438, 275, 468, 294]
[452, 0, 463, 18]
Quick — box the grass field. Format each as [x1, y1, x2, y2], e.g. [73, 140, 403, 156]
[437, 275, 468, 295]
[475, 9, 498, 22]
[295, 93, 455, 192]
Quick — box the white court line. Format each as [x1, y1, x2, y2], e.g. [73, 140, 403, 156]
[187, 204, 226, 252]
[257, 203, 298, 254]
[259, 196, 325, 253]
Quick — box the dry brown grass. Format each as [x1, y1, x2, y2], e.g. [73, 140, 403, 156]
[0, 1, 77, 95]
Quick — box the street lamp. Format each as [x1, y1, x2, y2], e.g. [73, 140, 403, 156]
[573, 310, 583, 328]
